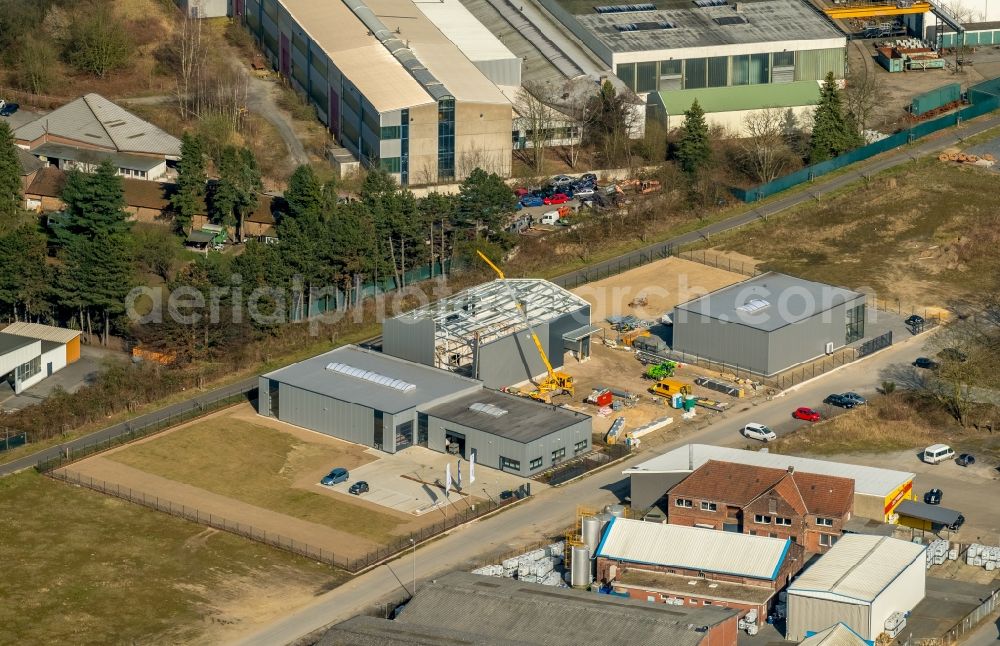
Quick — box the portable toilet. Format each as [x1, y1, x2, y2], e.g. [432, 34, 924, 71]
[670, 393, 683, 409]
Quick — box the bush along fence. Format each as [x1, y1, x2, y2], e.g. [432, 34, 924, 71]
[48, 469, 529, 574]
[34, 388, 255, 473]
[732, 79, 1000, 203]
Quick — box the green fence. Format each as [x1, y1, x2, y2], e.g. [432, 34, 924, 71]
[732, 81, 1000, 203]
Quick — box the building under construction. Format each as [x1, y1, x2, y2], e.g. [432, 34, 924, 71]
[382, 279, 595, 389]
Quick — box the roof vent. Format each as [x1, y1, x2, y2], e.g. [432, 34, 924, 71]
[325, 362, 417, 392]
[470, 402, 508, 417]
[736, 298, 770, 313]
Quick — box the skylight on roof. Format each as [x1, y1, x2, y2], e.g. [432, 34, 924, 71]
[694, 0, 728, 6]
[469, 402, 508, 417]
[616, 20, 675, 31]
[594, 3, 656, 13]
[325, 362, 416, 392]
[714, 14, 748, 24]
[736, 298, 770, 313]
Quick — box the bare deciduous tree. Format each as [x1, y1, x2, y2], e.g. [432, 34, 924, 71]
[515, 82, 561, 173]
[174, 16, 208, 120]
[843, 68, 889, 135]
[738, 108, 794, 183]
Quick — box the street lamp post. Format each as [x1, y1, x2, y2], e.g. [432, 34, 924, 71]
[410, 537, 417, 597]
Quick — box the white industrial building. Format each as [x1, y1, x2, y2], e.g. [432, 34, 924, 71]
[786, 535, 926, 642]
[625, 444, 915, 521]
[0, 323, 82, 394]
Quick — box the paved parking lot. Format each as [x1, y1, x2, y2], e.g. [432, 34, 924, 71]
[906, 575, 999, 640]
[320, 446, 538, 515]
[0, 352, 105, 412]
[0, 107, 45, 130]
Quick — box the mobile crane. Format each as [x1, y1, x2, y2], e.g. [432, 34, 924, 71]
[477, 251, 574, 402]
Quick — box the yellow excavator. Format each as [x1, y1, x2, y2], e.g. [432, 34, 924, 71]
[477, 251, 574, 402]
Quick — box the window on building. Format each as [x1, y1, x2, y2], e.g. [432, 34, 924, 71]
[816, 517, 834, 527]
[675, 498, 693, 508]
[373, 410, 384, 449]
[616, 63, 636, 91]
[500, 456, 520, 471]
[380, 125, 401, 140]
[552, 447, 566, 462]
[772, 50, 795, 83]
[819, 533, 837, 547]
[380, 157, 401, 173]
[703, 600, 712, 605]
[15, 356, 40, 382]
[846, 303, 865, 344]
[684, 58, 707, 89]
[437, 98, 455, 182]
[529, 457, 543, 469]
[769, 532, 778, 538]
[775, 517, 792, 526]
[707, 56, 728, 88]
[749, 52, 769, 84]
[754, 514, 771, 524]
[574, 439, 588, 453]
[659, 59, 682, 90]
[700, 501, 717, 511]
[636, 61, 658, 93]
[731, 54, 750, 85]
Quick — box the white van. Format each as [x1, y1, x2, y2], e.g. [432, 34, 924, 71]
[923, 443, 955, 464]
[539, 210, 561, 225]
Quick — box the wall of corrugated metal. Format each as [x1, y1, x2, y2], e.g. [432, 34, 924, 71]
[277, 383, 375, 446]
[767, 296, 862, 374]
[382, 316, 437, 367]
[786, 594, 869, 641]
[868, 556, 925, 639]
[473, 59, 522, 87]
[794, 48, 846, 81]
[671, 313, 769, 375]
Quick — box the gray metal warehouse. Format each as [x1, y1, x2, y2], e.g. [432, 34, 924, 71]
[381, 278, 593, 389]
[786, 535, 926, 641]
[670, 272, 866, 376]
[258, 345, 592, 476]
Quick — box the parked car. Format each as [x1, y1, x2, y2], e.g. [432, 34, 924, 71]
[950, 514, 966, 531]
[348, 481, 369, 495]
[742, 422, 777, 442]
[0, 102, 19, 117]
[543, 193, 570, 205]
[520, 195, 544, 207]
[913, 357, 939, 370]
[320, 467, 349, 485]
[957, 453, 976, 466]
[923, 443, 955, 464]
[939, 347, 968, 362]
[580, 173, 597, 184]
[498, 489, 515, 501]
[514, 187, 529, 197]
[792, 407, 821, 422]
[824, 393, 856, 409]
[539, 210, 561, 225]
[905, 314, 925, 327]
[841, 392, 867, 406]
[550, 174, 573, 187]
[660, 312, 673, 326]
[923, 488, 943, 505]
[573, 187, 595, 199]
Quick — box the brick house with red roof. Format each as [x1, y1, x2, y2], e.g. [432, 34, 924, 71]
[667, 460, 854, 553]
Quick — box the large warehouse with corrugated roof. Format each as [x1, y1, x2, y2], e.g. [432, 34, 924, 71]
[625, 444, 915, 521]
[786, 534, 926, 641]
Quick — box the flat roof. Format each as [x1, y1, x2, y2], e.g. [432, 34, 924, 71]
[0, 333, 38, 356]
[572, 0, 843, 54]
[423, 389, 589, 443]
[896, 500, 962, 526]
[279, 0, 434, 113]
[788, 535, 925, 604]
[2, 322, 80, 344]
[262, 345, 481, 414]
[392, 571, 736, 645]
[319, 615, 522, 646]
[413, 0, 520, 62]
[616, 569, 776, 604]
[656, 80, 821, 114]
[596, 517, 792, 581]
[624, 444, 914, 498]
[673, 272, 864, 333]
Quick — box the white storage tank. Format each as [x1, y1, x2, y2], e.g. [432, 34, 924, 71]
[570, 546, 592, 587]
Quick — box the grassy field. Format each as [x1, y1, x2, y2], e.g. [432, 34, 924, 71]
[705, 159, 1000, 308]
[0, 471, 342, 645]
[105, 415, 408, 545]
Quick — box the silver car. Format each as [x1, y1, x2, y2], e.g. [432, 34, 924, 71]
[742, 423, 777, 442]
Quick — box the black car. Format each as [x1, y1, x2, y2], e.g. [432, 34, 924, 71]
[904, 314, 925, 327]
[950, 514, 965, 531]
[939, 347, 968, 362]
[914, 357, 939, 370]
[824, 393, 856, 409]
[957, 453, 976, 466]
[498, 489, 515, 501]
[0, 102, 19, 117]
[924, 488, 943, 505]
[348, 481, 369, 495]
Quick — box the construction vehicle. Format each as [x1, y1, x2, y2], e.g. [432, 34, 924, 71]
[477, 251, 574, 402]
[644, 360, 677, 380]
[648, 378, 692, 397]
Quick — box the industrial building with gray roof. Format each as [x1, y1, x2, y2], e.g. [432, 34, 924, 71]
[318, 572, 738, 646]
[670, 272, 867, 376]
[258, 345, 592, 476]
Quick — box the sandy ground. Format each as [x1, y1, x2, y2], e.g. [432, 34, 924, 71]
[571, 256, 748, 325]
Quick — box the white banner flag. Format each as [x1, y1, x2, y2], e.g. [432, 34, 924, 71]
[457, 459, 462, 489]
[445, 462, 452, 495]
[470, 453, 476, 484]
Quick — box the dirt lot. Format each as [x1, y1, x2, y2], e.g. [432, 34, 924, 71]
[572, 256, 747, 324]
[65, 405, 487, 560]
[702, 158, 1000, 310]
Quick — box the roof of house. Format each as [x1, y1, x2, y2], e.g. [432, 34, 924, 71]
[669, 460, 854, 518]
[390, 571, 736, 646]
[798, 622, 869, 646]
[654, 80, 822, 115]
[788, 535, 925, 604]
[673, 272, 864, 333]
[14, 94, 181, 157]
[24, 167, 65, 198]
[0, 333, 39, 356]
[625, 444, 914, 499]
[596, 517, 792, 581]
[571, 0, 843, 55]
[262, 345, 482, 414]
[2, 322, 81, 344]
[32, 142, 166, 172]
[422, 389, 589, 443]
[17, 148, 43, 176]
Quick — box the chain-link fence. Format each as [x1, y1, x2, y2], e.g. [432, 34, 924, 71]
[940, 585, 1000, 642]
[675, 250, 762, 278]
[534, 444, 631, 486]
[552, 242, 675, 290]
[48, 468, 529, 574]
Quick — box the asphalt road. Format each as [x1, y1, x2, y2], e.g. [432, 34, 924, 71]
[0, 377, 258, 476]
[964, 617, 1000, 645]
[230, 332, 932, 646]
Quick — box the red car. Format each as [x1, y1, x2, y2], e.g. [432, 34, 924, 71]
[514, 187, 529, 197]
[793, 407, 821, 422]
[544, 193, 569, 205]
